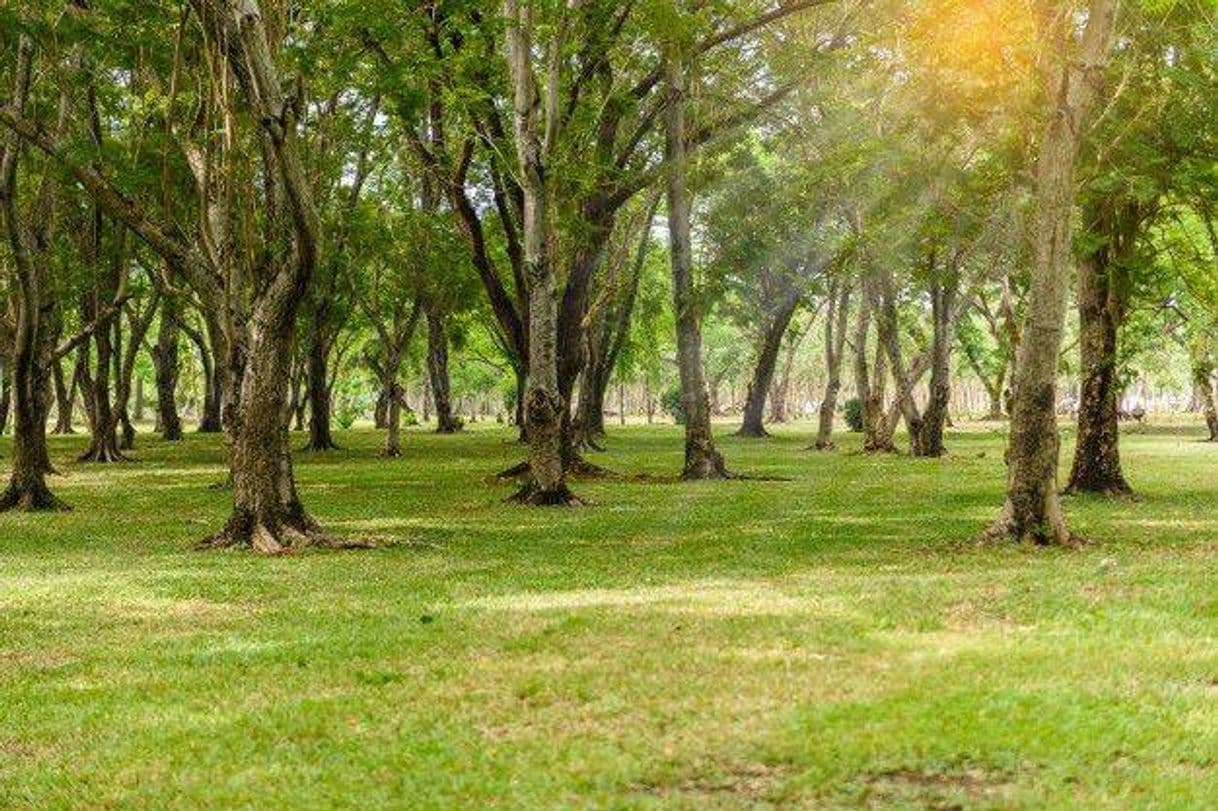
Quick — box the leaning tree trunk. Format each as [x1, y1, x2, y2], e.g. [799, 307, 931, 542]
[51, 357, 74, 434]
[666, 54, 727, 480]
[0, 38, 65, 510]
[192, 0, 351, 551]
[738, 288, 800, 438]
[916, 272, 959, 458]
[984, 0, 1117, 546]
[425, 301, 461, 434]
[1066, 243, 1132, 495]
[152, 293, 183, 441]
[815, 279, 850, 450]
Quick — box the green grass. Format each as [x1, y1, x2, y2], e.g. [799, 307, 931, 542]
[2, 420, 1218, 809]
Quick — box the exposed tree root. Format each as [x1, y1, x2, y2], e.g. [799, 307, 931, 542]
[735, 426, 770, 438]
[495, 460, 532, 480]
[566, 455, 614, 478]
[301, 440, 342, 453]
[496, 456, 615, 481]
[196, 511, 370, 554]
[1063, 482, 1136, 501]
[508, 481, 584, 506]
[77, 443, 130, 463]
[975, 516, 1086, 549]
[682, 448, 732, 481]
[0, 482, 71, 512]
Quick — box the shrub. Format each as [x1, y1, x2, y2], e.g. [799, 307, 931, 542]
[843, 397, 864, 432]
[661, 386, 686, 425]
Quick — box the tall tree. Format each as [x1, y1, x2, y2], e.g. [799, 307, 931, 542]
[982, 0, 1120, 546]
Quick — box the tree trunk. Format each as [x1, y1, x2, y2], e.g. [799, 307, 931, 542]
[304, 307, 338, 451]
[666, 54, 727, 480]
[51, 357, 75, 434]
[0, 364, 10, 436]
[875, 268, 924, 454]
[1066, 206, 1135, 495]
[738, 288, 800, 438]
[578, 368, 608, 442]
[77, 291, 126, 464]
[1194, 363, 1218, 442]
[984, 0, 1117, 545]
[152, 294, 183, 441]
[503, 0, 577, 504]
[916, 271, 959, 458]
[815, 280, 850, 450]
[854, 277, 893, 453]
[0, 38, 66, 510]
[425, 301, 461, 434]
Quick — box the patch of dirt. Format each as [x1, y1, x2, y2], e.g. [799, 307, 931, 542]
[856, 766, 1015, 809]
[635, 762, 791, 803]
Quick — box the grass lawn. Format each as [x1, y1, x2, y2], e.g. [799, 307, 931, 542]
[2, 420, 1217, 809]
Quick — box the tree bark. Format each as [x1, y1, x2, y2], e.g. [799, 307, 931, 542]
[152, 293, 183, 441]
[854, 276, 893, 453]
[984, 0, 1118, 545]
[738, 287, 800, 438]
[303, 299, 339, 451]
[815, 279, 850, 450]
[425, 301, 461, 433]
[916, 269, 960, 458]
[1065, 204, 1135, 495]
[503, 0, 577, 504]
[0, 364, 10, 436]
[1194, 362, 1218, 442]
[51, 358, 75, 434]
[0, 38, 66, 510]
[666, 53, 728, 480]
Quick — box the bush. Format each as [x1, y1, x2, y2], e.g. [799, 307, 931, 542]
[661, 386, 686, 425]
[843, 397, 864, 433]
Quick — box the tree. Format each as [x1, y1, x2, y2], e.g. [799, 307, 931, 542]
[983, 0, 1120, 546]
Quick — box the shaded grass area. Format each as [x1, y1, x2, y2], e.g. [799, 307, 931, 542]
[2, 421, 1218, 808]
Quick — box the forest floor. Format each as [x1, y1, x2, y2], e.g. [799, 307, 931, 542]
[2, 420, 1218, 809]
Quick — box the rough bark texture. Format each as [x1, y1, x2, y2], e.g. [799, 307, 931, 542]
[190, 0, 350, 550]
[504, 0, 577, 504]
[815, 279, 850, 450]
[984, 0, 1118, 546]
[666, 54, 727, 480]
[0, 38, 67, 511]
[425, 301, 462, 434]
[1065, 204, 1136, 495]
[738, 287, 801, 438]
[916, 269, 959, 458]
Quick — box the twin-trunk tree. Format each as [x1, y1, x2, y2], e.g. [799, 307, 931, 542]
[984, 0, 1120, 546]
